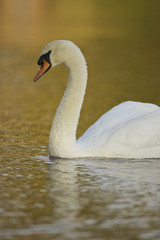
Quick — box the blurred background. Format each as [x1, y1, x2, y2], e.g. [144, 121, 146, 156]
[0, 1, 160, 240]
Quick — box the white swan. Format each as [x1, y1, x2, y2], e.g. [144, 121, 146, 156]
[34, 40, 160, 159]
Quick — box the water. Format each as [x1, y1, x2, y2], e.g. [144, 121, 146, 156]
[0, 0, 160, 239]
[0, 158, 160, 240]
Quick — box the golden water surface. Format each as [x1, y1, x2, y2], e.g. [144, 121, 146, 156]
[0, 0, 160, 239]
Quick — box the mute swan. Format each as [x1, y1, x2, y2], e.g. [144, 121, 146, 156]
[34, 40, 160, 159]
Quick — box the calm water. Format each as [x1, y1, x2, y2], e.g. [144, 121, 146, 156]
[0, 0, 160, 239]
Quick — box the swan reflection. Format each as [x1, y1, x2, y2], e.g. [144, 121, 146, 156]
[48, 157, 160, 231]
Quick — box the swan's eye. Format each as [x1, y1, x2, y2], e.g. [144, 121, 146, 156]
[37, 50, 52, 66]
[40, 60, 44, 68]
[38, 58, 43, 66]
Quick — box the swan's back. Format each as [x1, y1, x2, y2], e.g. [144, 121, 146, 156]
[77, 101, 160, 158]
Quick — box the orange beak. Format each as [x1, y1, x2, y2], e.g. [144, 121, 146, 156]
[34, 59, 51, 82]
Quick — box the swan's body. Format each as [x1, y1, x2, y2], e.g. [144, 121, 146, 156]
[34, 40, 160, 159]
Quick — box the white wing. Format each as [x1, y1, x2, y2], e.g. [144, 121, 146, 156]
[77, 101, 160, 157]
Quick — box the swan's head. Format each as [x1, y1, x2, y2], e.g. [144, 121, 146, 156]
[33, 40, 82, 82]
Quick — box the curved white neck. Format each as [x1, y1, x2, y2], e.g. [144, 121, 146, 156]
[49, 50, 87, 157]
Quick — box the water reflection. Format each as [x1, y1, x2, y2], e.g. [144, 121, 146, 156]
[49, 159, 79, 220]
[48, 158, 160, 239]
[0, 156, 160, 239]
